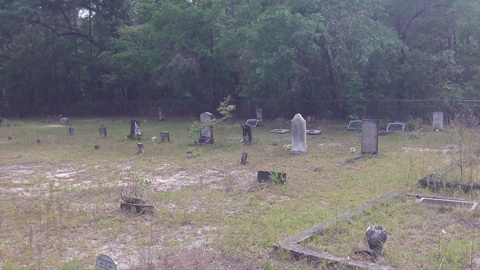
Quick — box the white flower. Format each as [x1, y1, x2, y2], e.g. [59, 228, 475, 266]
[151, 136, 157, 142]
[350, 147, 356, 153]
[283, 144, 292, 150]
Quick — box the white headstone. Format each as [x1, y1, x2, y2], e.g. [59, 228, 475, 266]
[256, 108, 263, 122]
[361, 119, 379, 154]
[432, 111, 444, 131]
[199, 112, 214, 144]
[96, 254, 117, 270]
[291, 113, 306, 154]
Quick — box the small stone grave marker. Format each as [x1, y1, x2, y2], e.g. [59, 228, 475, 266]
[432, 111, 444, 131]
[361, 119, 379, 154]
[245, 119, 260, 127]
[68, 127, 75, 135]
[8, 136, 12, 141]
[256, 108, 263, 122]
[137, 143, 144, 154]
[242, 125, 252, 145]
[60, 117, 69, 125]
[160, 131, 169, 142]
[198, 112, 214, 144]
[186, 150, 193, 158]
[128, 119, 140, 139]
[99, 125, 107, 137]
[94, 145, 100, 150]
[240, 152, 248, 165]
[96, 254, 117, 270]
[347, 120, 362, 131]
[275, 117, 286, 129]
[386, 122, 405, 132]
[291, 113, 306, 154]
[306, 129, 321, 135]
[366, 225, 387, 259]
[257, 170, 286, 184]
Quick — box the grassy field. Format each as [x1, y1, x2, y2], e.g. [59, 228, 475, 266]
[0, 116, 479, 270]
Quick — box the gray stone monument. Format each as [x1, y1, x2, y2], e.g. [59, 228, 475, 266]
[245, 119, 260, 127]
[99, 125, 107, 137]
[256, 108, 263, 122]
[242, 124, 252, 145]
[240, 152, 248, 165]
[291, 113, 306, 154]
[275, 117, 286, 129]
[137, 143, 144, 154]
[366, 225, 387, 259]
[347, 120, 362, 131]
[60, 117, 69, 125]
[361, 119, 378, 154]
[198, 112, 214, 144]
[160, 131, 169, 142]
[158, 107, 164, 121]
[96, 254, 117, 270]
[386, 122, 405, 132]
[433, 111, 444, 131]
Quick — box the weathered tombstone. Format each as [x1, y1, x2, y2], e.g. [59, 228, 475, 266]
[275, 117, 286, 129]
[96, 254, 117, 270]
[256, 108, 263, 122]
[129, 119, 140, 138]
[361, 119, 379, 154]
[366, 225, 387, 259]
[432, 111, 444, 131]
[347, 120, 362, 131]
[306, 130, 321, 135]
[94, 145, 100, 150]
[198, 112, 214, 144]
[137, 143, 144, 154]
[99, 125, 107, 137]
[245, 119, 260, 127]
[240, 152, 248, 165]
[68, 127, 75, 135]
[291, 113, 306, 154]
[186, 150, 193, 158]
[242, 125, 252, 145]
[160, 131, 169, 142]
[386, 122, 405, 132]
[60, 117, 69, 125]
[158, 107, 164, 121]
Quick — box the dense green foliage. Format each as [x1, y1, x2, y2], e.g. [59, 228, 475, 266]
[1, 0, 480, 117]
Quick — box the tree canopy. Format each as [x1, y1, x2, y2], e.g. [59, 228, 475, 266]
[1, 0, 480, 118]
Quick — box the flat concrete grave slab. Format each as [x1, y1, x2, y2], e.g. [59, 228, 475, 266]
[245, 119, 260, 127]
[419, 197, 478, 210]
[269, 129, 289, 134]
[347, 120, 362, 131]
[306, 129, 321, 135]
[257, 170, 286, 184]
[386, 122, 405, 132]
[275, 192, 479, 269]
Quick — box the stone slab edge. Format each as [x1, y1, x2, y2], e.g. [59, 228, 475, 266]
[275, 191, 399, 270]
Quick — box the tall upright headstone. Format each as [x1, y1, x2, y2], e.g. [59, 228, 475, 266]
[361, 119, 379, 154]
[291, 113, 306, 154]
[242, 124, 252, 145]
[158, 108, 164, 121]
[129, 120, 140, 138]
[99, 125, 107, 137]
[256, 108, 263, 122]
[433, 111, 444, 131]
[198, 112, 214, 144]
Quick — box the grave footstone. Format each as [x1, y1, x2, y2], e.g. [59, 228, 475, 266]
[386, 122, 405, 132]
[245, 119, 260, 127]
[137, 143, 144, 154]
[198, 112, 214, 144]
[361, 119, 379, 154]
[68, 127, 75, 135]
[256, 108, 263, 122]
[291, 113, 306, 154]
[99, 125, 107, 137]
[432, 111, 444, 131]
[160, 131, 169, 142]
[158, 107, 164, 121]
[94, 145, 100, 150]
[60, 117, 69, 125]
[366, 225, 387, 259]
[186, 150, 193, 158]
[240, 152, 248, 165]
[242, 125, 252, 145]
[347, 120, 362, 131]
[257, 170, 286, 184]
[306, 130, 321, 135]
[275, 117, 286, 129]
[96, 254, 117, 270]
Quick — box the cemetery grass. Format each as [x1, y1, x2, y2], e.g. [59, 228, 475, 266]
[0, 117, 479, 269]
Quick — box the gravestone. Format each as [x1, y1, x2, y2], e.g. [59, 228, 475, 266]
[96, 254, 117, 270]
[186, 150, 193, 158]
[160, 131, 169, 142]
[306, 130, 321, 135]
[256, 108, 263, 122]
[68, 127, 75, 135]
[240, 152, 248, 165]
[269, 129, 289, 134]
[245, 119, 260, 127]
[275, 117, 286, 129]
[366, 225, 387, 259]
[129, 120, 140, 138]
[158, 107, 164, 121]
[198, 112, 214, 144]
[432, 111, 444, 131]
[8, 136, 12, 141]
[386, 122, 405, 132]
[361, 119, 379, 154]
[137, 143, 144, 154]
[347, 120, 362, 131]
[242, 125, 252, 145]
[291, 113, 306, 154]
[94, 145, 100, 150]
[99, 125, 107, 137]
[60, 117, 69, 125]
